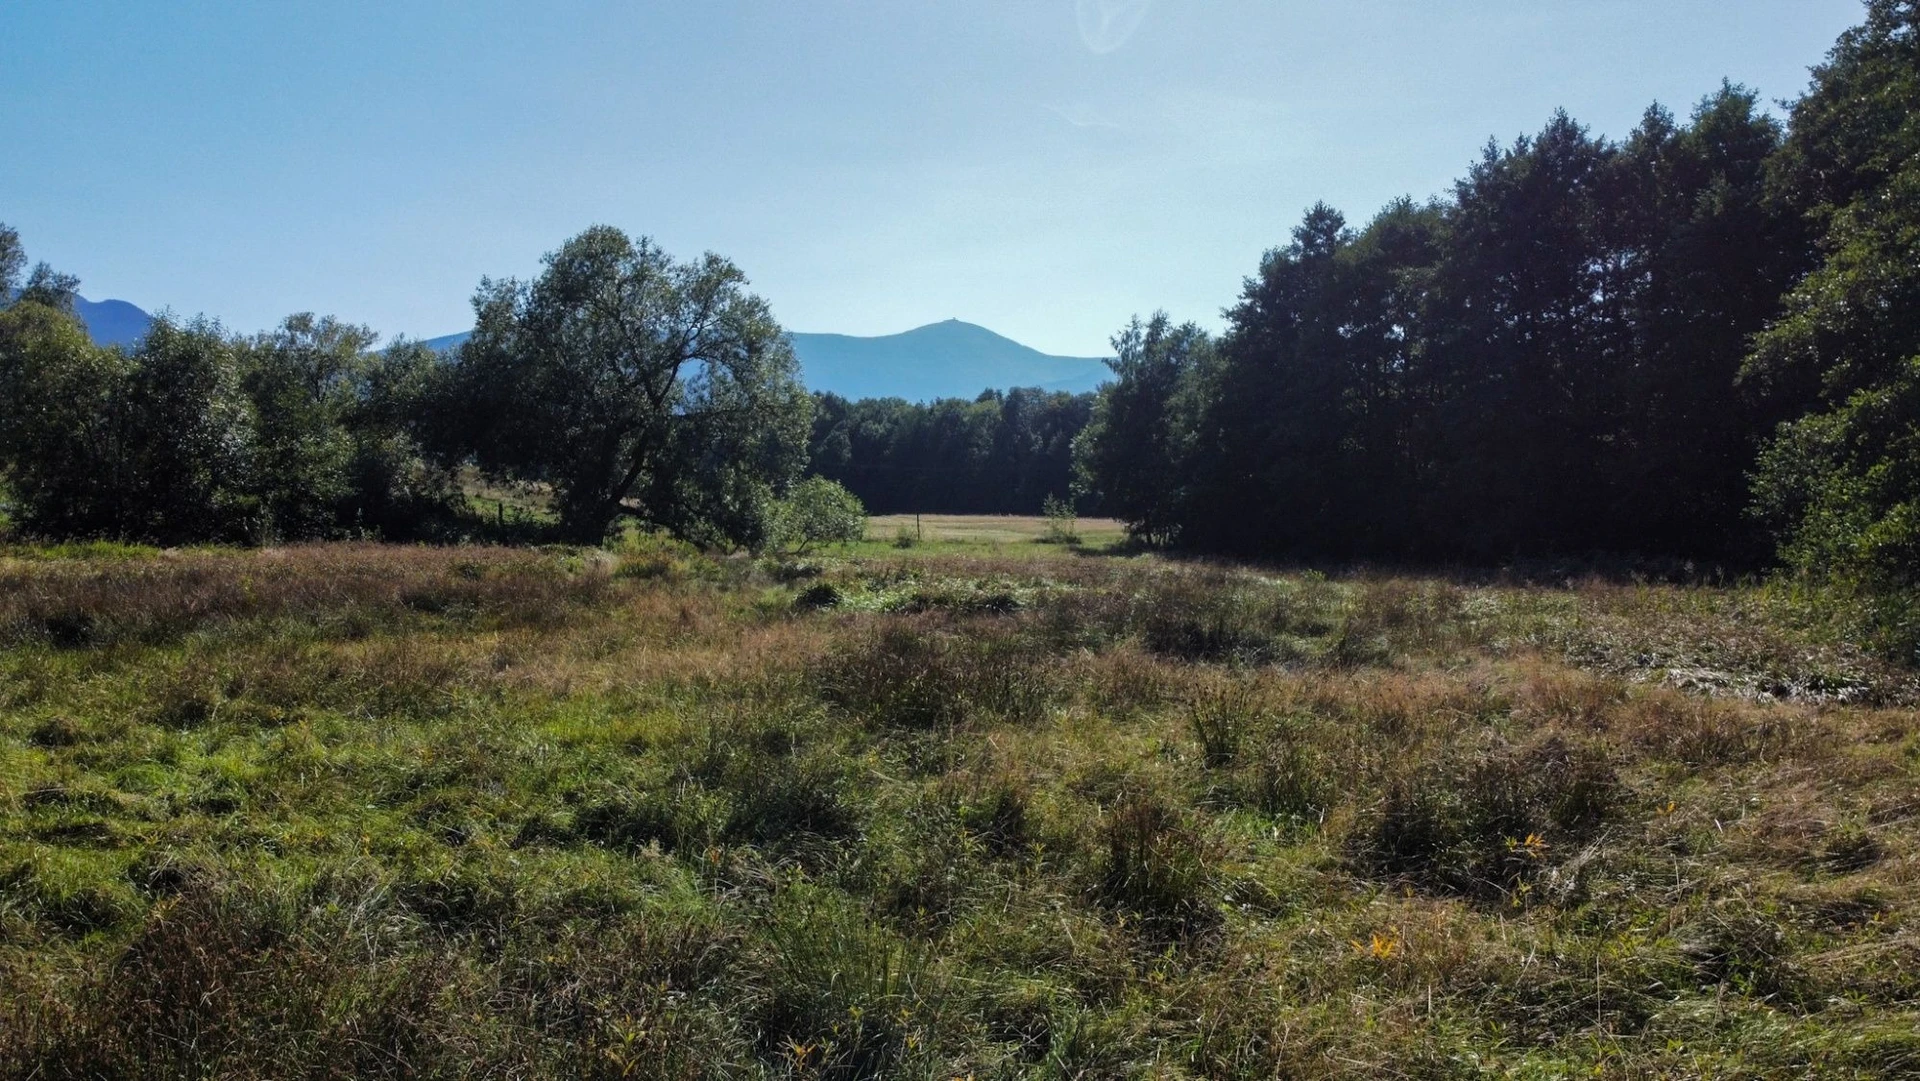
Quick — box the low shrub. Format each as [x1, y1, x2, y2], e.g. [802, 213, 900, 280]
[946, 769, 1035, 858]
[1238, 718, 1331, 825]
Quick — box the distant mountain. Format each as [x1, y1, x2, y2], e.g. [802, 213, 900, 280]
[424, 319, 1110, 401]
[75, 303, 1110, 402]
[789, 320, 1110, 401]
[5, 294, 155, 348]
[75, 296, 153, 348]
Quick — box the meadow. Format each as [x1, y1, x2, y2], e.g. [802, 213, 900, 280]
[863, 514, 1129, 553]
[0, 525, 1916, 1078]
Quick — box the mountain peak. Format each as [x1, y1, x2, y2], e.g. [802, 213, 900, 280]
[789, 321, 1108, 402]
[72, 296, 154, 348]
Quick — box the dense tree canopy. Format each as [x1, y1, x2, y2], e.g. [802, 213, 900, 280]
[442, 226, 812, 545]
[1741, 0, 1920, 654]
[1073, 315, 1211, 545]
[1079, 83, 1811, 565]
[0, 229, 456, 543]
[808, 387, 1094, 516]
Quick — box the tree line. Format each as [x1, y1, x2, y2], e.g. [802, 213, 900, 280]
[1075, 1, 1919, 624]
[0, 226, 829, 549]
[806, 388, 1097, 516]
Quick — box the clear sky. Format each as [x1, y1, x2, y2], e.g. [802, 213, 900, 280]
[1, 0, 1868, 357]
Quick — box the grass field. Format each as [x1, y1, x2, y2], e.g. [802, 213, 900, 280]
[866, 514, 1128, 546]
[1, 527, 1917, 1077]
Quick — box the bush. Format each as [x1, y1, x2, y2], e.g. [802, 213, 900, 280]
[1140, 576, 1309, 663]
[757, 886, 940, 1077]
[1187, 678, 1263, 768]
[1238, 718, 1330, 825]
[768, 476, 867, 554]
[1038, 493, 1080, 545]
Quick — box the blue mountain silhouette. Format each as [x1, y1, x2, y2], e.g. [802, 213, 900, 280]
[430, 318, 1109, 400]
[79, 301, 1109, 401]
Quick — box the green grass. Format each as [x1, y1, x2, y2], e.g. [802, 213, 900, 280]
[0, 540, 1916, 1078]
[854, 514, 1133, 558]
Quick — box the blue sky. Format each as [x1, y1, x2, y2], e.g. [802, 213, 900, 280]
[2, 0, 1866, 356]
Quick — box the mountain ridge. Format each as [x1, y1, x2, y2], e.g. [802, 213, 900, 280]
[69, 301, 1110, 401]
[788, 319, 1109, 400]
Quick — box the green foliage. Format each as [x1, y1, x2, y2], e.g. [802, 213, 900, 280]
[0, 307, 457, 545]
[234, 315, 374, 539]
[0, 300, 133, 538]
[768, 476, 866, 554]
[117, 316, 256, 541]
[1037, 492, 1079, 545]
[1085, 86, 1801, 564]
[15, 263, 79, 314]
[442, 226, 811, 545]
[0, 223, 23, 297]
[0, 228, 463, 545]
[808, 385, 1097, 517]
[1743, 4, 1920, 650]
[1095, 789, 1217, 933]
[1072, 314, 1211, 546]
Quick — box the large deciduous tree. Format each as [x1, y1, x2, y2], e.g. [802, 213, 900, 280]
[446, 227, 811, 544]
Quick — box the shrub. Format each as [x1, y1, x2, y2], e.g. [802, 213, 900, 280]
[768, 477, 867, 554]
[1330, 579, 1465, 666]
[1240, 718, 1330, 825]
[792, 581, 843, 610]
[1141, 582, 1286, 663]
[946, 770, 1034, 857]
[1038, 493, 1080, 545]
[757, 886, 940, 1077]
[724, 750, 862, 845]
[573, 788, 722, 854]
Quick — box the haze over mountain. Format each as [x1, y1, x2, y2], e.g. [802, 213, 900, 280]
[85, 302, 1109, 402]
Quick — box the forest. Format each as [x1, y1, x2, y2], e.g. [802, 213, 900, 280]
[806, 389, 1096, 517]
[1073, 4, 1919, 653]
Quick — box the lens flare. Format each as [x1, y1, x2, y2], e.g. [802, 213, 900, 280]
[1075, 0, 1153, 54]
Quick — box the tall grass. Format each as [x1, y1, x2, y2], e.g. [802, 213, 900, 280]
[1, 543, 1916, 1078]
